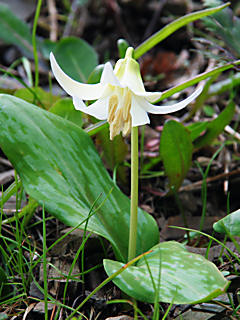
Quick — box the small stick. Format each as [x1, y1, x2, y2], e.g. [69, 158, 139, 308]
[47, 0, 58, 41]
[179, 168, 240, 192]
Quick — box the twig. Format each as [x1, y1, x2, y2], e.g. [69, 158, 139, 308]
[0, 157, 12, 167]
[0, 170, 15, 185]
[179, 168, 240, 192]
[225, 125, 240, 141]
[47, 0, 58, 41]
[223, 148, 231, 195]
[143, 168, 240, 195]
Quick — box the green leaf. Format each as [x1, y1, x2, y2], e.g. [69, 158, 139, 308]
[159, 120, 193, 192]
[49, 98, 83, 127]
[207, 73, 240, 98]
[96, 127, 128, 184]
[203, 3, 240, 57]
[117, 39, 129, 58]
[87, 64, 104, 84]
[41, 39, 57, 60]
[134, 3, 230, 59]
[85, 121, 108, 136]
[186, 122, 208, 141]
[194, 101, 235, 149]
[159, 60, 240, 101]
[0, 4, 33, 57]
[104, 241, 229, 304]
[203, 105, 215, 117]
[0, 94, 159, 262]
[14, 87, 60, 110]
[53, 37, 98, 83]
[213, 209, 240, 236]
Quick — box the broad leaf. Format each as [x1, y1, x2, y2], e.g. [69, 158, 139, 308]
[104, 241, 229, 304]
[49, 98, 83, 127]
[159, 120, 193, 192]
[213, 209, 240, 236]
[14, 87, 59, 110]
[53, 37, 98, 83]
[0, 4, 33, 56]
[0, 94, 159, 262]
[194, 101, 235, 149]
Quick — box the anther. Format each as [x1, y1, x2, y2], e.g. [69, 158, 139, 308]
[122, 91, 132, 121]
[108, 95, 118, 123]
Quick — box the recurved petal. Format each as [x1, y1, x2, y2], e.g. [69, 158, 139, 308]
[73, 96, 108, 120]
[133, 91, 162, 103]
[131, 95, 150, 127]
[50, 52, 104, 100]
[100, 62, 122, 87]
[137, 86, 202, 114]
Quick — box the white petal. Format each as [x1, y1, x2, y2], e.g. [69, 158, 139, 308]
[138, 86, 203, 114]
[50, 52, 104, 100]
[134, 91, 162, 103]
[115, 57, 146, 94]
[131, 95, 150, 126]
[72, 98, 87, 110]
[100, 62, 122, 87]
[73, 96, 108, 120]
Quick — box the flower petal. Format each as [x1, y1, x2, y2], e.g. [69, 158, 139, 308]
[131, 95, 150, 127]
[134, 91, 162, 103]
[137, 86, 203, 114]
[100, 62, 122, 87]
[50, 52, 104, 100]
[114, 57, 146, 93]
[73, 96, 108, 120]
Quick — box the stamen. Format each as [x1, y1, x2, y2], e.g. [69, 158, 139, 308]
[114, 108, 123, 134]
[122, 118, 131, 137]
[110, 108, 123, 140]
[108, 95, 118, 123]
[122, 90, 132, 121]
[108, 90, 132, 140]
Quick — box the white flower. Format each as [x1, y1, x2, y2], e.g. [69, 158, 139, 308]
[50, 47, 202, 140]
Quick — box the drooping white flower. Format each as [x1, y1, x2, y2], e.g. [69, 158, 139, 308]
[50, 47, 202, 140]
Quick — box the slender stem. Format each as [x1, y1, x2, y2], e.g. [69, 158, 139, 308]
[42, 205, 48, 320]
[128, 126, 139, 261]
[32, 0, 42, 89]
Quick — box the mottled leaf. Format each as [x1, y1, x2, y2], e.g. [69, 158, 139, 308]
[0, 94, 159, 262]
[214, 209, 240, 236]
[104, 241, 229, 304]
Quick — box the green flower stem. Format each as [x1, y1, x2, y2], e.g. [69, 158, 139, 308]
[32, 0, 42, 89]
[128, 126, 139, 261]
